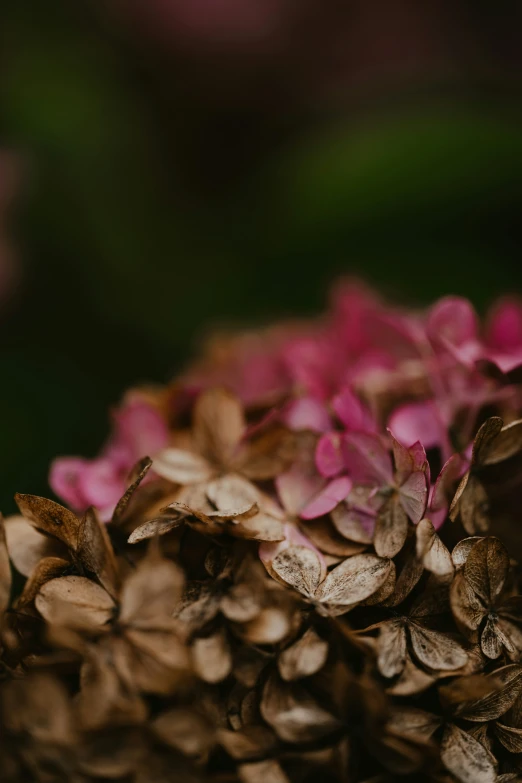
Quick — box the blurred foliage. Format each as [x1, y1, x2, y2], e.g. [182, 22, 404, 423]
[1, 0, 522, 511]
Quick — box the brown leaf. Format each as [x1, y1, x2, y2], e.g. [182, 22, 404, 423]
[272, 545, 324, 599]
[260, 673, 340, 743]
[377, 620, 407, 678]
[416, 518, 454, 579]
[408, 622, 468, 671]
[278, 627, 328, 681]
[36, 576, 115, 632]
[14, 493, 80, 550]
[373, 495, 409, 558]
[194, 388, 246, 466]
[0, 515, 12, 616]
[464, 536, 509, 605]
[193, 629, 232, 683]
[316, 554, 393, 609]
[76, 507, 120, 598]
[151, 448, 214, 485]
[440, 723, 497, 783]
[111, 457, 153, 524]
[457, 665, 522, 722]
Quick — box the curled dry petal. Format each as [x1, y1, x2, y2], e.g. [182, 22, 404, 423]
[77, 507, 120, 598]
[4, 514, 67, 577]
[111, 457, 153, 524]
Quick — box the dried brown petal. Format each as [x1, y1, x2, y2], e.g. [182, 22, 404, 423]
[481, 616, 503, 659]
[494, 722, 522, 753]
[243, 608, 292, 645]
[464, 536, 509, 605]
[221, 582, 263, 623]
[373, 495, 409, 558]
[15, 555, 70, 610]
[77, 507, 120, 598]
[455, 475, 491, 534]
[452, 537, 484, 569]
[387, 653, 436, 696]
[377, 620, 407, 678]
[481, 418, 522, 466]
[416, 518, 454, 579]
[331, 499, 374, 545]
[260, 673, 340, 743]
[300, 517, 367, 557]
[127, 514, 184, 543]
[471, 416, 504, 465]
[316, 554, 393, 609]
[36, 575, 115, 632]
[450, 570, 486, 632]
[240, 426, 296, 481]
[386, 706, 441, 739]
[206, 474, 260, 512]
[193, 629, 232, 683]
[4, 514, 67, 577]
[457, 665, 522, 722]
[194, 388, 246, 466]
[112, 456, 153, 524]
[174, 581, 221, 631]
[278, 627, 328, 681]
[441, 723, 497, 783]
[119, 543, 184, 628]
[152, 447, 214, 484]
[408, 622, 468, 671]
[439, 674, 500, 711]
[121, 628, 191, 693]
[272, 545, 324, 599]
[14, 493, 80, 549]
[382, 542, 424, 607]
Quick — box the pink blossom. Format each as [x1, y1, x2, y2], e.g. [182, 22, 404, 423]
[50, 400, 169, 521]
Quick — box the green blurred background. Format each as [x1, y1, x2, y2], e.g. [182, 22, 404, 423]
[1, 0, 522, 511]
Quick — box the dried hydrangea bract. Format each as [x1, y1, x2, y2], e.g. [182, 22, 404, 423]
[5, 281, 522, 781]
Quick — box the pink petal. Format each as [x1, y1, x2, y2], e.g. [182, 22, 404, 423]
[283, 397, 332, 433]
[275, 466, 325, 517]
[316, 432, 344, 478]
[113, 401, 169, 461]
[427, 296, 479, 348]
[300, 476, 352, 520]
[486, 297, 522, 351]
[49, 457, 90, 512]
[332, 387, 375, 431]
[341, 432, 393, 485]
[388, 401, 444, 453]
[77, 458, 125, 514]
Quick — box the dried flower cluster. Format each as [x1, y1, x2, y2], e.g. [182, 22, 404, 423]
[5, 281, 522, 782]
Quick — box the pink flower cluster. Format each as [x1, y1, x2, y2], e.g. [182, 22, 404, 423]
[50, 281, 522, 530]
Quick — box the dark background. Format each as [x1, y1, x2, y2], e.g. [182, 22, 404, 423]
[1, 0, 522, 511]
